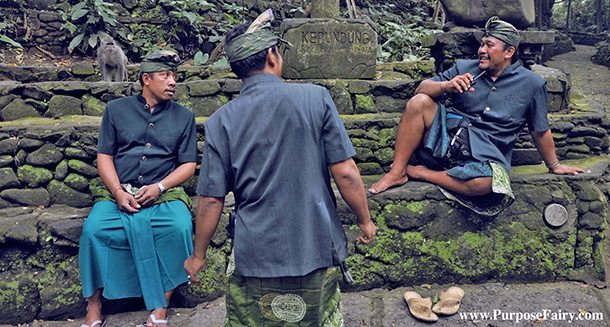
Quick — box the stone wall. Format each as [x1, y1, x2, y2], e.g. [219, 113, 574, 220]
[568, 31, 608, 46]
[542, 32, 574, 63]
[593, 40, 610, 68]
[0, 159, 607, 324]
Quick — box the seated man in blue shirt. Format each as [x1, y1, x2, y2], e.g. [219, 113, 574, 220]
[369, 16, 582, 215]
[79, 51, 198, 327]
[184, 11, 376, 326]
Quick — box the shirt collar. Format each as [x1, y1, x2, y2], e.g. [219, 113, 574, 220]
[136, 94, 171, 112]
[239, 73, 282, 93]
[499, 60, 522, 77]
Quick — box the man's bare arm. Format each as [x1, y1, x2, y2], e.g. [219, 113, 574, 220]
[416, 73, 475, 98]
[530, 130, 584, 175]
[97, 153, 140, 212]
[330, 158, 376, 244]
[136, 162, 196, 206]
[184, 196, 224, 283]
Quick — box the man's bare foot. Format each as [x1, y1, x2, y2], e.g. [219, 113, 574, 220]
[406, 164, 431, 180]
[147, 308, 168, 327]
[369, 171, 409, 194]
[83, 300, 103, 326]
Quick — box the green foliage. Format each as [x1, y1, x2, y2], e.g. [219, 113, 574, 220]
[62, 0, 125, 54]
[0, 16, 22, 49]
[361, 1, 439, 62]
[551, 0, 608, 32]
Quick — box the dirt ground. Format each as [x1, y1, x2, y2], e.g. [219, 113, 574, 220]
[0, 45, 96, 67]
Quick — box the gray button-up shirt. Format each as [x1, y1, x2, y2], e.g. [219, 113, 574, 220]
[432, 59, 549, 170]
[197, 74, 355, 278]
[98, 95, 198, 185]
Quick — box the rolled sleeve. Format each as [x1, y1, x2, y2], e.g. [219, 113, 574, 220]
[196, 126, 232, 197]
[97, 105, 116, 155]
[178, 112, 198, 163]
[321, 89, 356, 164]
[527, 83, 550, 132]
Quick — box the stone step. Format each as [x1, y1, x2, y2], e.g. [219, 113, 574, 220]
[0, 158, 607, 324]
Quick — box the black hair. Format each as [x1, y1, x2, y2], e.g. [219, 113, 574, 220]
[225, 23, 277, 79]
[503, 43, 519, 63]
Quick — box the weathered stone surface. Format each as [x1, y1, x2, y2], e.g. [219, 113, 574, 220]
[531, 64, 569, 112]
[71, 63, 95, 76]
[64, 173, 90, 191]
[0, 155, 13, 168]
[357, 162, 383, 175]
[188, 80, 221, 96]
[0, 168, 20, 190]
[0, 94, 17, 108]
[511, 148, 542, 166]
[26, 144, 63, 166]
[183, 96, 227, 117]
[354, 147, 375, 162]
[16, 85, 53, 101]
[36, 257, 85, 320]
[65, 147, 91, 160]
[310, 0, 339, 18]
[66, 160, 96, 177]
[38, 206, 89, 245]
[82, 95, 106, 116]
[17, 165, 53, 188]
[174, 246, 227, 307]
[0, 98, 40, 121]
[441, 0, 535, 29]
[54, 160, 69, 180]
[569, 126, 605, 137]
[355, 94, 376, 113]
[14, 149, 26, 166]
[329, 84, 353, 114]
[24, 98, 47, 112]
[552, 121, 575, 132]
[0, 138, 18, 155]
[46, 95, 83, 117]
[17, 138, 44, 151]
[0, 212, 39, 245]
[348, 80, 371, 94]
[48, 180, 92, 207]
[374, 95, 405, 113]
[0, 188, 50, 206]
[281, 19, 377, 79]
[0, 278, 40, 325]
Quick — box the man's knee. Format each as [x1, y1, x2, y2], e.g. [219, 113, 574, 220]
[465, 177, 493, 196]
[405, 93, 437, 115]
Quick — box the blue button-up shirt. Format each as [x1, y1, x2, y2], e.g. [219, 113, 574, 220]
[197, 74, 355, 278]
[432, 59, 550, 170]
[97, 95, 198, 185]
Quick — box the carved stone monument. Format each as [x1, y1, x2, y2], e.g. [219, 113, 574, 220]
[441, 0, 535, 29]
[280, 0, 377, 79]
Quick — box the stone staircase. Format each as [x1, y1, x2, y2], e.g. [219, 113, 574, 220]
[0, 59, 608, 324]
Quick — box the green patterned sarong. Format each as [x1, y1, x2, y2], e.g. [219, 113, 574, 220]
[225, 265, 343, 326]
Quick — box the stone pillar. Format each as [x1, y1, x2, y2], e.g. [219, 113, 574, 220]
[310, 0, 340, 18]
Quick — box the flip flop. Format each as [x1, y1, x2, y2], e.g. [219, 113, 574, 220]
[432, 286, 465, 315]
[147, 313, 168, 327]
[80, 319, 105, 327]
[403, 291, 438, 322]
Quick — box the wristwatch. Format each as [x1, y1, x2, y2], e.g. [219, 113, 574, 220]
[156, 182, 166, 193]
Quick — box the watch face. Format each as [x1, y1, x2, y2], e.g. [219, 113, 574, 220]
[544, 203, 568, 227]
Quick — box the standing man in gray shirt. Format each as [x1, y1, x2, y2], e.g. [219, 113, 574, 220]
[184, 11, 376, 326]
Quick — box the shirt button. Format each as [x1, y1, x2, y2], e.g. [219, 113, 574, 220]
[491, 86, 497, 91]
[148, 122, 155, 128]
[144, 104, 150, 110]
[485, 107, 491, 111]
[142, 156, 147, 161]
[146, 143, 152, 148]
[138, 175, 144, 182]
[468, 123, 472, 127]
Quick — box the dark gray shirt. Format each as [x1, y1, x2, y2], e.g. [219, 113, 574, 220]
[98, 95, 198, 185]
[197, 74, 355, 278]
[432, 59, 549, 170]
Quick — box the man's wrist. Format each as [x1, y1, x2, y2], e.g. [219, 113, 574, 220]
[546, 160, 560, 172]
[111, 185, 123, 196]
[156, 181, 166, 193]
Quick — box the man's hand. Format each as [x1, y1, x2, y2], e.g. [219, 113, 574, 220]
[444, 73, 475, 94]
[114, 190, 141, 213]
[551, 164, 584, 175]
[184, 254, 206, 284]
[356, 220, 377, 245]
[135, 184, 161, 206]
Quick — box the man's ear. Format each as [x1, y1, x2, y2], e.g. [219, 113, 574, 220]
[266, 47, 278, 68]
[142, 72, 152, 85]
[504, 46, 516, 59]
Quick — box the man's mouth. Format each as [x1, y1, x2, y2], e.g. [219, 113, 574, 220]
[165, 89, 175, 95]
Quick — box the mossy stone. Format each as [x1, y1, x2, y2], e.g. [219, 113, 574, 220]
[0, 99, 40, 121]
[0, 155, 13, 168]
[17, 165, 53, 188]
[67, 159, 98, 177]
[0, 138, 19, 155]
[188, 80, 221, 96]
[54, 160, 69, 180]
[0, 188, 50, 206]
[355, 94, 376, 114]
[26, 144, 63, 166]
[47, 180, 92, 208]
[0, 279, 39, 325]
[46, 95, 83, 118]
[82, 95, 106, 116]
[0, 168, 20, 190]
[64, 173, 89, 191]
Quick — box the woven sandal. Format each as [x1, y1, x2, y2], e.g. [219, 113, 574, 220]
[432, 286, 465, 315]
[403, 291, 439, 322]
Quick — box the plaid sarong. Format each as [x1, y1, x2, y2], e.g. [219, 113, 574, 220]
[225, 263, 343, 326]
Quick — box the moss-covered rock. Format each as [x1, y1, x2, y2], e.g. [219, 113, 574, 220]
[0, 168, 20, 190]
[0, 278, 40, 325]
[26, 143, 63, 166]
[0, 155, 13, 168]
[67, 159, 98, 177]
[54, 160, 69, 180]
[0, 188, 50, 207]
[188, 80, 221, 96]
[82, 95, 106, 116]
[17, 165, 53, 188]
[355, 94, 376, 114]
[46, 95, 83, 117]
[63, 173, 90, 192]
[35, 257, 85, 320]
[173, 245, 227, 307]
[48, 180, 92, 208]
[0, 99, 40, 121]
[0, 138, 19, 155]
[330, 84, 353, 114]
[357, 162, 383, 175]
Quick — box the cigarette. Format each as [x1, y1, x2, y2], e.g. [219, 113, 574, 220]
[470, 71, 486, 86]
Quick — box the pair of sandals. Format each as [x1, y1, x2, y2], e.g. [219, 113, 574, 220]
[80, 312, 168, 327]
[404, 286, 465, 322]
[80, 319, 105, 327]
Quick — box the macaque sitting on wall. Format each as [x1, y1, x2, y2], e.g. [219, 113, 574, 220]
[97, 37, 128, 82]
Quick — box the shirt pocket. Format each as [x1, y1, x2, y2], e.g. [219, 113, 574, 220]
[158, 131, 181, 152]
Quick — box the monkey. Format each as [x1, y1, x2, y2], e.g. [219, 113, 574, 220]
[96, 37, 128, 82]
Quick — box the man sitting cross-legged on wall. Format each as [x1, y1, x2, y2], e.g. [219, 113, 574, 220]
[369, 16, 583, 215]
[79, 51, 198, 327]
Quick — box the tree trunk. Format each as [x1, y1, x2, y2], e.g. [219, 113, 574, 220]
[595, 0, 604, 33]
[566, 0, 572, 31]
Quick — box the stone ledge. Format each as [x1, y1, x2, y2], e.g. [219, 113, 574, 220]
[0, 159, 607, 324]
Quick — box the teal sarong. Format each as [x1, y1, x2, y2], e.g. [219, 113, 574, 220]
[79, 200, 193, 310]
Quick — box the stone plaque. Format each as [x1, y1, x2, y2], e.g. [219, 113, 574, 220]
[280, 18, 377, 79]
[441, 0, 535, 29]
[544, 203, 568, 227]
